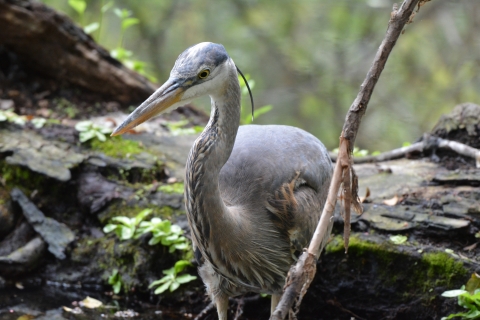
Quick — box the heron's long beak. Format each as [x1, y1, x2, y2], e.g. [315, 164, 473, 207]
[111, 78, 185, 136]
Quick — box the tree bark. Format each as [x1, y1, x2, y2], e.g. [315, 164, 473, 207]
[0, 0, 156, 105]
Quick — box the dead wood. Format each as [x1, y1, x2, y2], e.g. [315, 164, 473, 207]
[351, 134, 480, 167]
[0, 0, 156, 105]
[271, 1, 428, 318]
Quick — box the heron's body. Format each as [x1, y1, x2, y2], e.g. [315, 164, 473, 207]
[113, 42, 333, 319]
[193, 125, 331, 299]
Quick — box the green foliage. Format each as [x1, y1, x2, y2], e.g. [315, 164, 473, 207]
[103, 208, 152, 240]
[65, 0, 156, 82]
[136, 217, 189, 253]
[0, 109, 26, 125]
[68, 0, 85, 15]
[103, 207, 193, 295]
[148, 260, 197, 294]
[75, 120, 112, 143]
[103, 208, 189, 253]
[389, 235, 408, 245]
[102, 207, 193, 295]
[109, 7, 156, 82]
[108, 269, 123, 294]
[441, 273, 480, 319]
[238, 74, 272, 125]
[157, 182, 184, 194]
[164, 120, 203, 136]
[31, 118, 47, 129]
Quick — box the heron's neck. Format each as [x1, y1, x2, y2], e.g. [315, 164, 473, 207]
[185, 65, 241, 255]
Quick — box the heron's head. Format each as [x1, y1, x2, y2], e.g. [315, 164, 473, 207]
[112, 42, 232, 136]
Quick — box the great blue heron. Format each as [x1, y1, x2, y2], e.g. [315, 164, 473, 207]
[112, 42, 333, 319]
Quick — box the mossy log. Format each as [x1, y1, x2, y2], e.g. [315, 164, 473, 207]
[0, 105, 478, 318]
[0, 0, 155, 105]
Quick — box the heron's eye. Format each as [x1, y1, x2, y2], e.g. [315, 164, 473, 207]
[198, 69, 210, 79]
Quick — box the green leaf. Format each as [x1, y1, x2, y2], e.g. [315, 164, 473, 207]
[99, 126, 112, 134]
[149, 276, 170, 288]
[465, 273, 480, 295]
[95, 131, 106, 142]
[162, 267, 175, 276]
[149, 237, 162, 246]
[108, 269, 118, 284]
[120, 226, 134, 240]
[103, 224, 118, 233]
[165, 234, 179, 241]
[111, 216, 133, 226]
[169, 281, 180, 292]
[114, 8, 130, 19]
[441, 289, 467, 297]
[110, 48, 133, 61]
[68, 0, 86, 15]
[174, 260, 191, 275]
[84, 22, 99, 34]
[112, 281, 122, 294]
[101, 1, 113, 13]
[154, 281, 171, 294]
[134, 209, 153, 225]
[75, 121, 92, 131]
[389, 235, 408, 245]
[79, 130, 96, 142]
[173, 243, 189, 251]
[31, 118, 47, 129]
[0, 112, 7, 122]
[122, 17, 139, 31]
[176, 274, 197, 284]
[170, 225, 182, 234]
[441, 312, 471, 320]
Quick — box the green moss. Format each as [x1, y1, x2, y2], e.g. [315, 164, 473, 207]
[0, 162, 49, 193]
[325, 234, 468, 302]
[72, 236, 158, 293]
[90, 136, 144, 158]
[421, 252, 467, 286]
[98, 201, 178, 225]
[157, 182, 184, 194]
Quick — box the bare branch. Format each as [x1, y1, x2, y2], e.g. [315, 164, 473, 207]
[272, 0, 425, 318]
[351, 135, 480, 167]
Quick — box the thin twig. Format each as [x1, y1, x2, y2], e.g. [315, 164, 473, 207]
[347, 135, 480, 167]
[271, 1, 425, 319]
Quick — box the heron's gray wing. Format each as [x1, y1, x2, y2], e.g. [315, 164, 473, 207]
[219, 125, 333, 251]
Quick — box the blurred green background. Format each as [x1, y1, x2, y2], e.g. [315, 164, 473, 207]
[42, 0, 480, 152]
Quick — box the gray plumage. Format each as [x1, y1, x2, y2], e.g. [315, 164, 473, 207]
[112, 42, 333, 320]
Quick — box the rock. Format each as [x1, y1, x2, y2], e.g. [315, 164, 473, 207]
[0, 128, 85, 181]
[0, 236, 47, 276]
[11, 188, 75, 259]
[432, 102, 480, 148]
[0, 221, 35, 256]
[77, 171, 133, 214]
[0, 199, 17, 239]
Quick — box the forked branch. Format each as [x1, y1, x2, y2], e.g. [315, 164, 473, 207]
[271, 1, 430, 318]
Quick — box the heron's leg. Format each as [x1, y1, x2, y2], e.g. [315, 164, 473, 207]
[215, 295, 229, 320]
[271, 294, 281, 315]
